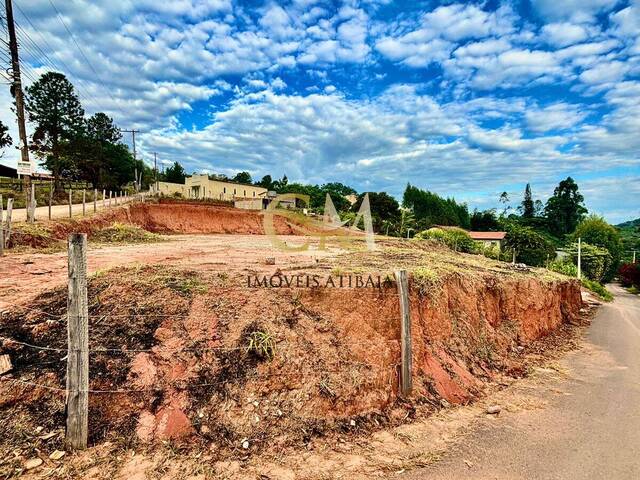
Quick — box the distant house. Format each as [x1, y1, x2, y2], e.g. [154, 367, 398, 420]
[468, 231, 506, 249]
[154, 174, 269, 209]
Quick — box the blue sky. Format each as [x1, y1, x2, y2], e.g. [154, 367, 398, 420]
[1, 0, 639, 222]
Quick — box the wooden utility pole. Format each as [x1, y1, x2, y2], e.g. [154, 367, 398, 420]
[4, 0, 33, 222]
[154, 152, 158, 194]
[395, 270, 412, 397]
[123, 129, 140, 191]
[66, 233, 89, 449]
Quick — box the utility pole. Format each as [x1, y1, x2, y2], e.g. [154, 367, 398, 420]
[577, 237, 582, 280]
[4, 0, 33, 222]
[122, 129, 140, 191]
[153, 152, 158, 194]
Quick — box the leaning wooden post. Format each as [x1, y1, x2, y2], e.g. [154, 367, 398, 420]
[5, 198, 13, 247]
[93, 189, 97, 213]
[68, 189, 73, 218]
[394, 269, 412, 397]
[82, 189, 86, 216]
[66, 233, 89, 450]
[0, 195, 4, 257]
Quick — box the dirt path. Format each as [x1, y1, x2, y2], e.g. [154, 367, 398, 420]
[7, 197, 133, 222]
[0, 234, 341, 310]
[401, 284, 640, 480]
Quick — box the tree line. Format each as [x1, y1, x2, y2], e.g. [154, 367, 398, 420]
[0, 71, 148, 193]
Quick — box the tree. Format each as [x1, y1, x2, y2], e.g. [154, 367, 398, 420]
[25, 72, 85, 191]
[165, 161, 186, 184]
[256, 174, 274, 190]
[504, 224, 556, 266]
[499, 191, 510, 215]
[352, 191, 399, 232]
[470, 209, 500, 231]
[0, 120, 11, 156]
[74, 113, 125, 188]
[572, 215, 622, 282]
[232, 171, 252, 184]
[544, 177, 587, 236]
[521, 183, 535, 218]
[403, 184, 470, 228]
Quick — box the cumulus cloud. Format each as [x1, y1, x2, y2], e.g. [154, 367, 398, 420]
[0, 0, 637, 222]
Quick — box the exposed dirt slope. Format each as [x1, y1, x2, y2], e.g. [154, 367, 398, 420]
[0, 258, 581, 468]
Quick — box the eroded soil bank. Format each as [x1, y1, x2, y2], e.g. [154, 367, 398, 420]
[0, 256, 582, 478]
[5, 201, 307, 249]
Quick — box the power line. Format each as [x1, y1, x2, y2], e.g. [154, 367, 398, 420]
[10, 3, 109, 111]
[46, 0, 117, 104]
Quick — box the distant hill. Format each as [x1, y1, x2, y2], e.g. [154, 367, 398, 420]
[617, 218, 640, 229]
[616, 218, 640, 263]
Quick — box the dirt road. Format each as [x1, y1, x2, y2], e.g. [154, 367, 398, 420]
[0, 234, 340, 310]
[6, 197, 132, 222]
[403, 284, 640, 480]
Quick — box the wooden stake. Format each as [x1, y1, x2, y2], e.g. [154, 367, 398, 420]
[49, 185, 53, 220]
[5, 198, 13, 248]
[102, 189, 105, 209]
[66, 233, 89, 450]
[109, 191, 112, 208]
[82, 189, 86, 216]
[394, 269, 412, 397]
[93, 189, 97, 213]
[68, 189, 72, 218]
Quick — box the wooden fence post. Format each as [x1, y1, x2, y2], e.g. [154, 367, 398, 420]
[5, 198, 13, 248]
[109, 191, 112, 208]
[102, 189, 106, 209]
[49, 186, 53, 220]
[68, 190, 73, 218]
[394, 269, 412, 397]
[82, 190, 86, 216]
[29, 184, 36, 223]
[66, 233, 89, 450]
[0, 195, 3, 256]
[93, 189, 97, 213]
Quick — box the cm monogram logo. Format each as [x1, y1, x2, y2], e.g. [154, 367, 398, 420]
[263, 193, 375, 252]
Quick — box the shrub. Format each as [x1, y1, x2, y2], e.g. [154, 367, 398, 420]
[581, 278, 613, 302]
[628, 286, 639, 295]
[618, 263, 640, 288]
[572, 215, 622, 282]
[567, 242, 612, 282]
[548, 258, 578, 277]
[415, 227, 475, 253]
[246, 330, 276, 360]
[504, 224, 555, 266]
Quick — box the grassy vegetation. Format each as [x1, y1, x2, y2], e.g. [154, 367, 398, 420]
[91, 222, 162, 244]
[581, 278, 613, 302]
[245, 330, 276, 360]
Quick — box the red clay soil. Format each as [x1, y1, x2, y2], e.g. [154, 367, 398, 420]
[127, 203, 300, 235]
[0, 264, 582, 462]
[6, 202, 312, 249]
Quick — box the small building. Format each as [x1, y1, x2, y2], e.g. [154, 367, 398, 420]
[153, 174, 268, 205]
[468, 231, 506, 249]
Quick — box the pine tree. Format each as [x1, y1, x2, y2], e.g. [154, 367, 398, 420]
[25, 72, 85, 191]
[521, 183, 535, 218]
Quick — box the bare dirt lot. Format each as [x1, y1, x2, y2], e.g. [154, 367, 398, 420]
[0, 234, 342, 311]
[0, 202, 588, 479]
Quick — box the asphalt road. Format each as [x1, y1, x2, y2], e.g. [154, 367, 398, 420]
[404, 284, 640, 480]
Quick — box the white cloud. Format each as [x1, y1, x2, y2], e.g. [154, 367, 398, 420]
[530, 0, 616, 22]
[541, 22, 590, 47]
[525, 103, 586, 132]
